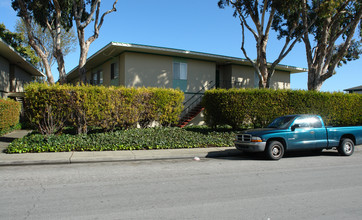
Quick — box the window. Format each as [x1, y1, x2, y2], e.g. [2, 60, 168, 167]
[293, 116, 322, 128]
[92, 70, 103, 85]
[92, 72, 98, 84]
[310, 116, 323, 128]
[173, 61, 187, 91]
[173, 62, 187, 80]
[99, 71, 103, 84]
[111, 63, 119, 80]
[254, 72, 260, 88]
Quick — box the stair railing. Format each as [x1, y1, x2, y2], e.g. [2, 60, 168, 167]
[180, 81, 215, 119]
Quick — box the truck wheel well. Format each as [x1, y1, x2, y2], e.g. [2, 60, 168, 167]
[340, 134, 356, 145]
[266, 138, 287, 151]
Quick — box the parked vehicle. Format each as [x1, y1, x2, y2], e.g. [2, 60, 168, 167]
[234, 115, 362, 160]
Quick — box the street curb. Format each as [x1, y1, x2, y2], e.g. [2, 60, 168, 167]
[0, 147, 241, 166]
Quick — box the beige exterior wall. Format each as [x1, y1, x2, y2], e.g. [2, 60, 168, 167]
[14, 66, 32, 92]
[229, 65, 290, 89]
[187, 59, 215, 92]
[119, 54, 125, 86]
[270, 70, 290, 89]
[0, 55, 10, 96]
[124, 52, 173, 88]
[231, 65, 256, 88]
[1, 55, 34, 97]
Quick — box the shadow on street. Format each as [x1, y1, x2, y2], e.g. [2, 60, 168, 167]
[207, 149, 341, 161]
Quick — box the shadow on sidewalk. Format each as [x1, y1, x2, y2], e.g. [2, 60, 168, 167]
[0, 137, 17, 143]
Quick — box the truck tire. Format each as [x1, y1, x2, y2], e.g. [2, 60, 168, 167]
[265, 141, 284, 160]
[338, 138, 354, 156]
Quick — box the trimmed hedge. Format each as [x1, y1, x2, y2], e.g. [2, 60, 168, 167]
[203, 89, 362, 128]
[0, 98, 21, 133]
[6, 127, 236, 153]
[24, 83, 184, 134]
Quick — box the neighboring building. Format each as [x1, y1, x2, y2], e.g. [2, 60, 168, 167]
[66, 42, 307, 125]
[0, 38, 44, 99]
[344, 85, 362, 94]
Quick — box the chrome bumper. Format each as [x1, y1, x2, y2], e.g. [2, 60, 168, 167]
[234, 141, 266, 152]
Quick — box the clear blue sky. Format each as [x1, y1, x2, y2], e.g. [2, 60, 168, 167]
[1, 0, 361, 92]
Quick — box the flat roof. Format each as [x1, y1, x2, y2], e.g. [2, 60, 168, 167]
[344, 85, 362, 91]
[0, 38, 44, 77]
[67, 42, 307, 80]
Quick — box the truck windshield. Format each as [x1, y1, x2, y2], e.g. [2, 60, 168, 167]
[267, 116, 296, 129]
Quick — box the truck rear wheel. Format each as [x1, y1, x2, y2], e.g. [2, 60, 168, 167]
[265, 141, 284, 160]
[338, 138, 354, 156]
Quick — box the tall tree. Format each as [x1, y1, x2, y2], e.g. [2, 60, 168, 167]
[0, 23, 39, 65]
[273, 0, 362, 91]
[12, 0, 55, 84]
[218, 0, 308, 88]
[72, 0, 118, 83]
[15, 19, 76, 79]
[12, 0, 76, 84]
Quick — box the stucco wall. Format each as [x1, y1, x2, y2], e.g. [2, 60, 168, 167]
[270, 70, 290, 89]
[231, 65, 256, 88]
[0, 55, 34, 96]
[187, 59, 215, 92]
[14, 66, 32, 92]
[124, 52, 173, 88]
[230, 65, 290, 89]
[0, 55, 10, 95]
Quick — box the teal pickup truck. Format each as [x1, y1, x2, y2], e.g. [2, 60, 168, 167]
[234, 115, 362, 160]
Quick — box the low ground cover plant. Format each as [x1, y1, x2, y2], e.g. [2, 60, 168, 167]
[6, 127, 237, 153]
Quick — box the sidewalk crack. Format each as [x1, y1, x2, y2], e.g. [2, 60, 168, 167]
[69, 151, 74, 163]
[130, 150, 136, 159]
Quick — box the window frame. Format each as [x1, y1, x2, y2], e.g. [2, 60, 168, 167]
[173, 61, 187, 80]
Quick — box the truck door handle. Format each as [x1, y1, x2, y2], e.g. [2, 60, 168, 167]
[310, 131, 315, 134]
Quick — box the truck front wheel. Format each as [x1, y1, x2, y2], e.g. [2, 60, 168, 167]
[338, 138, 354, 156]
[265, 141, 285, 160]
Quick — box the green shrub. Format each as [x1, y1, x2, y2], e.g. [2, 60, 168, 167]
[0, 98, 21, 133]
[24, 83, 184, 135]
[203, 89, 362, 128]
[6, 127, 236, 153]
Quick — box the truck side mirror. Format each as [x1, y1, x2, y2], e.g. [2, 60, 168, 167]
[291, 124, 300, 131]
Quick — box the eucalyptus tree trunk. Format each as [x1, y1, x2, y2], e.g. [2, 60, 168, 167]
[73, 0, 118, 84]
[17, 0, 54, 84]
[51, 0, 67, 84]
[302, 1, 362, 91]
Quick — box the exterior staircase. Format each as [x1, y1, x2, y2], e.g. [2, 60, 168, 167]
[177, 81, 214, 128]
[177, 103, 204, 128]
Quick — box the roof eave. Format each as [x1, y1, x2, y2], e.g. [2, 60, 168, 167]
[66, 42, 307, 78]
[0, 38, 45, 77]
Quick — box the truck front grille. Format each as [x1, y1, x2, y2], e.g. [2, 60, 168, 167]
[237, 134, 252, 142]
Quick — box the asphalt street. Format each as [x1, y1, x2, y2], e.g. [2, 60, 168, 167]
[1, 149, 362, 220]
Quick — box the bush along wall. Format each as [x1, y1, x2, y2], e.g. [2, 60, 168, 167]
[24, 83, 184, 135]
[203, 89, 362, 129]
[0, 98, 21, 134]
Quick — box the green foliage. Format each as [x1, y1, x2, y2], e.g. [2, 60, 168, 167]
[0, 23, 40, 65]
[0, 98, 21, 133]
[6, 127, 236, 153]
[203, 88, 362, 128]
[24, 83, 184, 135]
[15, 19, 77, 66]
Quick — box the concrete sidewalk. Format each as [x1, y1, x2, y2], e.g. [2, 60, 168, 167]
[0, 130, 240, 166]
